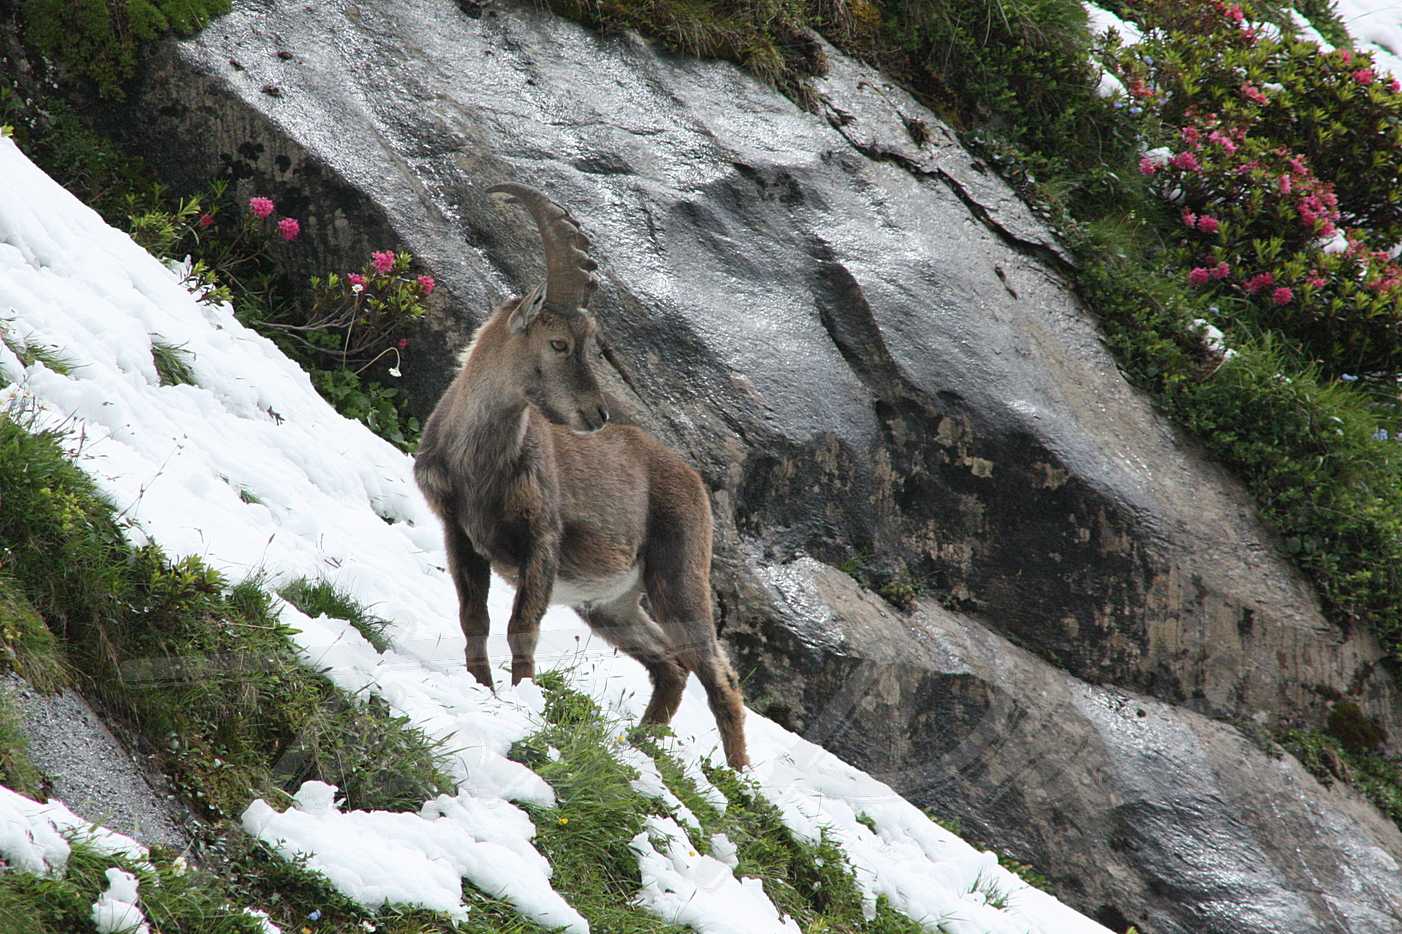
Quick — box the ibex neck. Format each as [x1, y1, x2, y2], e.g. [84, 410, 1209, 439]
[457, 320, 531, 479]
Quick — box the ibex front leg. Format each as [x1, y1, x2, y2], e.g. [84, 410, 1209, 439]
[444, 520, 493, 689]
[508, 532, 558, 685]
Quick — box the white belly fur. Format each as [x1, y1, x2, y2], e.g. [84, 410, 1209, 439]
[550, 565, 641, 608]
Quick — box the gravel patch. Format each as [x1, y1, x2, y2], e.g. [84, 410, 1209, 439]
[5, 674, 195, 851]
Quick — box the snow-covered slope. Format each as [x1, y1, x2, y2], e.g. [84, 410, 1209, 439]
[0, 138, 1111, 934]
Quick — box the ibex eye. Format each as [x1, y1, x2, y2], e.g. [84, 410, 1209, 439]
[549, 339, 569, 353]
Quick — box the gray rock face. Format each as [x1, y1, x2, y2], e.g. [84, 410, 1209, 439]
[746, 561, 1402, 934]
[113, 1, 1402, 929]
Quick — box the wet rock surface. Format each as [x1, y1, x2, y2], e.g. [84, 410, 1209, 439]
[109, 1, 1402, 929]
[742, 560, 1402, 934]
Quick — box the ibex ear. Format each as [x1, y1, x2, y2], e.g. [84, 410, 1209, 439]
[508, 282, 547, 334]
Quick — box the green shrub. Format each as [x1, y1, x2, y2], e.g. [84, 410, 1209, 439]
[1280, 727, 1402, 829]
[19, 0, 232, 99]
[1110, 0, 1402, 375]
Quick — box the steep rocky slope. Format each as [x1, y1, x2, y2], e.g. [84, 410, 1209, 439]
[78, 0, 1402, 929]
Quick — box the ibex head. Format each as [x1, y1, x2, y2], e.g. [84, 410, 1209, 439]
[488, 183, 610, 433]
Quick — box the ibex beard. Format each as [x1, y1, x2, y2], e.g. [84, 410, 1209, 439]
[413, 183, 749, 769]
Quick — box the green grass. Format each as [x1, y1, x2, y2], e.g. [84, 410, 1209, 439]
[208, 831, 544, 934]
[0, 799, 535, 934]
[151, 338, 196, 387]
[0, 572, 68, 692]
[0, 685, 45, 800]
[0, 837, 267, 934]
[510, 675, 694, 934]
[1287, 0, 1351, 47]
[279, 577, 391, 653]
[517, 670, 933, 933]
[0, 414, 452, 821]
[1, 324, 77, 378]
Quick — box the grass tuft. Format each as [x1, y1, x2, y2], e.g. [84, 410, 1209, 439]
[1, 325, 77, 377]
[278, 577, 392, 653]
[151, 338, 196, 387]
[1280, 728, 1402, 830]
[0, 572, 69, 692]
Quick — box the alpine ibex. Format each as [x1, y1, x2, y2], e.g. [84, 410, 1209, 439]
[414, 183, 749, 769]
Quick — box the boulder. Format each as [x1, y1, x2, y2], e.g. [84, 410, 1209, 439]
[109, 1, 1402, 928]
[739, 558, 1402, 934]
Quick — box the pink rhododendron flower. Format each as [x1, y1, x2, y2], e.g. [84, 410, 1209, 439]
[1180, 126, 1200, 147]
[1170, 151, 1201, 171]
[1391, 78, 1401, 93]
[1354, 68, 1375, 85]
[1244, 272, 1275, 295]
[248, 196, 275, 219]
[1138, 156, 1159, 176]
[198, 212, 214, 229]
[1240, 83, 1267, 105]
[1272, 287, 1293, 306]
[1338, 49, 1353, 64]
[1226, 4, 1244, 23]
[1308, 276, 1327, 288]
[371, 251, 395, 275]
[417, 274, 436, 295]
[1212, 261, 1231, 280]
[1188, 267, 1211, 287]
[1207, 130, 1239, 155]
[1288, 156, 1307, 175]
[277, 217, 300, 241]
[1182, 209, 1198, 228]
[347, 273, 365, 287]
[398, 338, 410, 350]
[1278, 174, 1292, 194]
[1198, 215, 1220, 234]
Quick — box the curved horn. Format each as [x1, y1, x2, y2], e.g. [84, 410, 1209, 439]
[487, 183, 599, 315]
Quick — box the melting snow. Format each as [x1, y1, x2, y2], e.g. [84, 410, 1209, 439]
[0, 785, 149, 876]
[91, 867, 150, 934]
[0, 137, 1112, 933]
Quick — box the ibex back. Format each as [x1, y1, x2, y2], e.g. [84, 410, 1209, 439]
[414, 183, 749, 769]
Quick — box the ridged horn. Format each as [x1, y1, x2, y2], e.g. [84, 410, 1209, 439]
[487, 182, 599, 316]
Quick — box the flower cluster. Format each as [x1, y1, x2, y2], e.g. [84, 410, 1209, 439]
[247, 195, 301, 241]
[1111, 0, 1402, 374]
[280, 250, 435, 375]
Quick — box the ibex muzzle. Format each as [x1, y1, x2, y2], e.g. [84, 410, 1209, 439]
[414, 183, 749, 769]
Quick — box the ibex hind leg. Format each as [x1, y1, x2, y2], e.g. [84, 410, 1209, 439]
[644, 563, 750, 771]
[582, 591, 687, 726]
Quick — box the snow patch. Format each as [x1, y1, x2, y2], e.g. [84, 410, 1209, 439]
[91, 868, 150, 934]
[631, 815, 801, 934]
[0, 785, 148, 876]
[241, 780, 586, 931]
